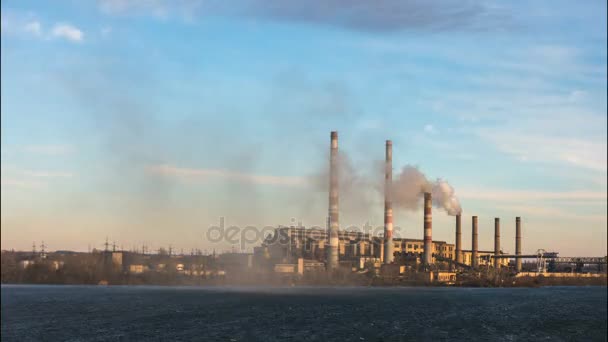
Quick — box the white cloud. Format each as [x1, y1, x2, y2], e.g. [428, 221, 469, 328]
[98, 0, 204, 19]
[23, 21, 41, 36]
[1, 165, 74, 186]
[1, 12, 41, 37]
[101, 26, 112, 37]
[424, 124, 437, 134]
[493, 204, 606, 223]
[22, 144, 74, 155]
[0, 179, 43, 188]
[568, 90, 587, 102]
[148, 164, 307, 187]
[480, 132, 607, 172]
[51, 23, 84, 42]
[459, 188, 607, 202]
[2, 12, 84, 43]
[22, 171, 73, 178]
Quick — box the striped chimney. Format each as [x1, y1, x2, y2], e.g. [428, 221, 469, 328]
[383, 140, 394, 264]
[516, 217, 522, 272]
[494, 217, 500, 269]
[327, 131, 339, 270]
[472, 216, 479, 268]
[423, 192, 433, 265]
[455, 214, 462, 264]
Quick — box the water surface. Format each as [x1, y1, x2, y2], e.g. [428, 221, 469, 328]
[2, 285, 606, 341]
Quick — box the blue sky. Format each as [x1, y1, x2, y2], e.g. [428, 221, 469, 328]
[1, 0, 606, 256]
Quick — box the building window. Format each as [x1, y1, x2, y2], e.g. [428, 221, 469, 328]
[407, 244, 412, 249]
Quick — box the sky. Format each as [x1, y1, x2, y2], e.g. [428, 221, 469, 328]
[1, 0, 606, 256]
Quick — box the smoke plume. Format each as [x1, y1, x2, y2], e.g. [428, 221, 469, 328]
[392, 165, 462, 216]
[309, 150, 380, 222]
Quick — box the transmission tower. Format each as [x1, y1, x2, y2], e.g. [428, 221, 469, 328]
[40, 241, 47, 258]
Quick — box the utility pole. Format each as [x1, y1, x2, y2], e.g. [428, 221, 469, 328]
[104, 237, 109, 252]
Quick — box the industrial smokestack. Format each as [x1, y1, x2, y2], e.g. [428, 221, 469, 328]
[472, 216, 478, 268]
[423, 192, 432, 265]
[494, 217, 500, 269]
[516, 217, 522, 272]
[327, 131, 339, 270]
[455, 214, 462, 265]
[383, 140, 394, 264]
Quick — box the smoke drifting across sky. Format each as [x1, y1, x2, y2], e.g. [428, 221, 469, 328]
[311, 151, 462, 220]
[392, 165, 462, 216]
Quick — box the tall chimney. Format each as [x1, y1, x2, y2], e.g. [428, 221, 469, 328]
[327, 131, 339, 270]
[383, 140, 394, 264]
[423, 192, 432, 265]
[455, 214, 462, 265]
[494, 217, 500, 269]
[472, 216, 478, 268]
[516, 217, 522, 272]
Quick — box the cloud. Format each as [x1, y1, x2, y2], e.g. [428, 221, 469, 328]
[1, 12, 84, 43]
[22, 171, 73, 178]
[51, 23, 84, 42]
[0, 179, 43, 188]
[100, 26, 112, 37]
[148, 164, 307, 187]
[494, 204, 607, 223]
[1, 165, 73, 189]
[97, 0, 511, 32]
[245, 0, 512, 32]
[459, 188, 607, 202]
[98, 0, 206, 20]
[1, 12, 42, 37]
[424, 124, 437, 134]
[22, 144, 74, 156]
[480, 132, 607, 172]
[23, 21, 42, 36]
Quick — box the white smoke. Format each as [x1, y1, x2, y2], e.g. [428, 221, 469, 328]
[392, 165, 462, 216]
[431, 179, 462, 216]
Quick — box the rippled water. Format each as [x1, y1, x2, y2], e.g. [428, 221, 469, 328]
[1, 285, 606, 341]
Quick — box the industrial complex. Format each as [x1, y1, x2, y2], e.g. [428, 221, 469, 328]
[2, 131, 606, 286]
[249, 131, 607, 284]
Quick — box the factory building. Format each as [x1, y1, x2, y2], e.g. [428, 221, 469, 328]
[461, 250, 510, 268]
[257, 226, 463, 268]
[259, 226, 377, 264]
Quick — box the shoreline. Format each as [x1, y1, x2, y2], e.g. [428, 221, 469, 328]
[3, 277, 606, 288]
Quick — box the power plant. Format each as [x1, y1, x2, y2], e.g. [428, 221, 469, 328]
[248, 131, 606, 284]
[9, 130, 604, 286]
[266, 130, 604, 280]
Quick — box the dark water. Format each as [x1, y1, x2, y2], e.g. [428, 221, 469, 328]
[1, 285, 606, 341]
